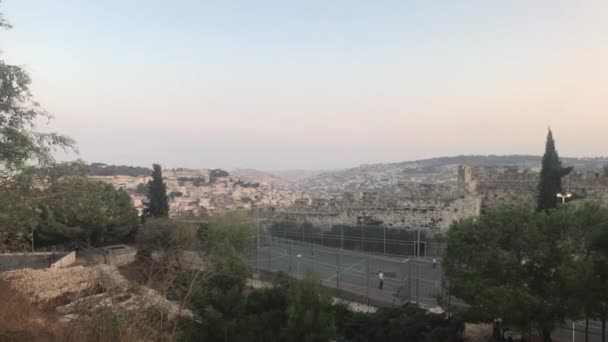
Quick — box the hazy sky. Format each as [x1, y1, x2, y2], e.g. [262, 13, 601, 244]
[2, 1, 607, 170]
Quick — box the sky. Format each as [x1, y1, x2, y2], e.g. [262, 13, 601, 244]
[1, 1, 607, 170]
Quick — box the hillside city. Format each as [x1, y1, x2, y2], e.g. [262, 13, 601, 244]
[2, 2, 608, 342]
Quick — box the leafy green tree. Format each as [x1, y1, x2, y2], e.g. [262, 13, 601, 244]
[558, 203, 608, 342]
[135, 182, 147, 195]
[237, 281, 289, 341]
[202, 211, 253, 254]
[443, 204, 573, 342]
[37, 177, 139, 246]
[135, 218, 197, 259]
[0, 6, 74, 250]
[88, 162, 150, 177]
[185, 247, 248, 341]
[338, 304, 464, 342]
[537, 129, 572, 211]
[283, 271, 336, 342]
[144, 164, 169, 218]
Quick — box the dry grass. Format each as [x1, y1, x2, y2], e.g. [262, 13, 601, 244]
[0, 274, 176, 342]
[0, 280, 84, 341]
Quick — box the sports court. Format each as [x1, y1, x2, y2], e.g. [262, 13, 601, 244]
[248, 235, 446, 307]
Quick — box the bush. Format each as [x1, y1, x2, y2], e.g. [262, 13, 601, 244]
[136, 219, 197, 259]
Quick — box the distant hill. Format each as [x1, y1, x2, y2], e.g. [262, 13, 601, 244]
[291, 155, 608, 195]
[321, 155, 608, 177]
[233, 169, 323, 186]
[382, 155, 608, 172]
[88, 163, 151, 177]
[86, 155, 608, 192]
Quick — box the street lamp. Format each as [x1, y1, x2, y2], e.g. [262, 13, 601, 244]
[297, 254, 302, 275]
[556, 192, 572, 204]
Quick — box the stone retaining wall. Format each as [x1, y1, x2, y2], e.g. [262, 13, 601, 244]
[50, 251, 76, 269]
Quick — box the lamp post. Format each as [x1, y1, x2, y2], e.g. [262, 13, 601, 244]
[296, 254, 302, 275]
[557, 192, 572, 204]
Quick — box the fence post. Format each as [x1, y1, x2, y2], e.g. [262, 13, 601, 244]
[340, 224, 344, 251]
[254, 221, 258, 275]
[361, 225, 364, 252]
[312, 243, 316, 275]
[336, 252, 341, 293]
[383, 225, 386, 255]
[289, 238, 292, 275]
[408, 259, 412, 301]
[268, 234, 271, 272]
[366, 257, 370, 310]
[416, 259, 420, 304]
[321, 229, 324, 248]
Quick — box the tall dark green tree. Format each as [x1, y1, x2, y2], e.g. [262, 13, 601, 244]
[144, 164, 169, 218]
[537, 129, 572, 211]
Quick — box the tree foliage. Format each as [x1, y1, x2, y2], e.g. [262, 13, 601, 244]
[537, 129, 572, 211]
[444, 203, 608, 341]
[208, 169, 229, 183]
[556, 203, 608, 341]
[0, 6, 75, 250]
[37, 177, 139, 246]
[87, 162, 150, 177]
[338, 304, 464, 342]
[136, 218, 197, 260]
[144, 164, 169, 218]
[0, 19, 74, 180]
[202, 211, 253, 254]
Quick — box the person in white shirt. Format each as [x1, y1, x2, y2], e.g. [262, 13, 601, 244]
[432, 258, 437, 269]
[378, 270, 384, 290]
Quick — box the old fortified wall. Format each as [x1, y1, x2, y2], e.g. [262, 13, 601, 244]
[274, 165, 608, 232]
[460, 165, 608, 212]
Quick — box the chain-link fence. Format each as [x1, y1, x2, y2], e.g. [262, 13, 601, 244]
[260, 219, 447, 258]
[246, 219, 453, 310]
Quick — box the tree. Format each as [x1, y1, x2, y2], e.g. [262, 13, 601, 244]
[181, 212, 251, 341]
[0, 21, 74, 183]
[559, 203, 608, 342]
[237, 278, 289, 341]
[37, 177, 139, 246]
[202, 211, 253, 254]
[537, 129, 572, 211]
[338, 304, 464, 342]
[144, 164, 168, 218]
[282, 271, 336, 342]
[0, 6, 75, 249]
[443, 204, 573, 342]
[135, 218, 197, 260]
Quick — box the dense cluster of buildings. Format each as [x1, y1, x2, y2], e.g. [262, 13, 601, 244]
[92, 168, 297, 217]
[94, 164, 608, 232]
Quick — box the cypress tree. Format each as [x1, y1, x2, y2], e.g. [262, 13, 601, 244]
[145, 164, 169, 217]
[537, 129, 573, 211]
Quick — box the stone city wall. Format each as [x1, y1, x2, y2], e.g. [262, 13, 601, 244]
[459, 165, 608, 210]
[277, 181, 475, 231]
[279, 164, 608, 232]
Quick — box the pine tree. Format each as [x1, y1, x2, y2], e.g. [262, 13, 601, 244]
[145, 164, 169, 218]
[537, 129, 573, 211]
